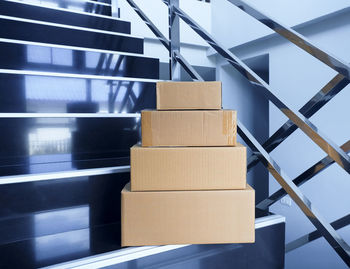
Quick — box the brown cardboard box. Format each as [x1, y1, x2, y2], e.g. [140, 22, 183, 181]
[141, 110, 237, 147]
[131, 144, 246, 191]
[121, 183, 255, 246]
[156, 81, 222, 110]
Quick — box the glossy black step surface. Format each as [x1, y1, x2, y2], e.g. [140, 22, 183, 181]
[0, 117, 146, 176]
[18, 0, 112, 16]
[0, 1, 130, 33]
[0, 73, 156, 113]
[0, 18, 143, 53]
[0, 172, 129, 268]
[0, 41, 159, 79]
[105, 223, 285, 269]
[0, 190, 284, 269]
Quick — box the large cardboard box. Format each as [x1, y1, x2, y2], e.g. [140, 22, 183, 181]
[131, 144, 246, 191]
[121, 183, 255, 246]
[156, 81, 222, 110]
[141, 110, 237, 147]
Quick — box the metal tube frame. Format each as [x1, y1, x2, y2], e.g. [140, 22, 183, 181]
[171, 4, 350, 175]
[167, 0, 350, 265]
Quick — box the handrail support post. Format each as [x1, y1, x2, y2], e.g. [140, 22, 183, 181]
[169, 0, 181, 80]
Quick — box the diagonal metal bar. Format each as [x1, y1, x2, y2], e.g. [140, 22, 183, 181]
[226, 0, 350, 79]
[104, 54, 114, 76]
[95, 53, 107, 75]
[248, 74, 350, 171]
[286, 214, 350, 253]
[173, 51, 204, 81]
[257, 140, 350, 210]
[112, 55, 125, 76]
[119, 81, 135, 113]
[172, 4, 350, 174]
[236, 121, 350, 266]
[126, 0, 170, 50]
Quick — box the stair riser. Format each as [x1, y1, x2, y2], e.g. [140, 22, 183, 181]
[0, 172, 128, 245]
[0, 1, 129, 33]
[0, 18, 143, 54]
[18, 0, 112, 16]
[0, 73, 156, 114]
[0, 183, 285, 269]
[0, 42, 159, 79]
[0, 117, 139, 169]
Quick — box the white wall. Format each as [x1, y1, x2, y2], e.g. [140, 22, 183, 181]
[212, 2, 350, 268]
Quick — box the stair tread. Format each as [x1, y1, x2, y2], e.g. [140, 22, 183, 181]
[1, 0, 130, 34]
[0, 213, 283, 268]
[0, 156, 130, 181]
[0, 40, 160, 80]
[0, 17, 144, 54]
[0, 38, 157, 59]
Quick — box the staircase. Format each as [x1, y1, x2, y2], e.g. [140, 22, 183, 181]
[0, 0, 160, 267]
[0, 0, 287, 268]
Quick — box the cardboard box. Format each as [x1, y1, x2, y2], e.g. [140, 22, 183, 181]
[141, 110, 237, 147]
[121, 183, 255, 246]
[156, 81, 222, 110]
[131, 144, 246, 191]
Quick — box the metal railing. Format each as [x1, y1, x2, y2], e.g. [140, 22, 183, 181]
[125, 0, 350, 266]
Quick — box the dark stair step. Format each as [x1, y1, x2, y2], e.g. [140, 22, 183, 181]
[0, 72, 156, 114]
[0, 0, 130, 34]
[0, 41, 159, 79]
[0, 181, 285, 269]
[0, 17, 143, 54]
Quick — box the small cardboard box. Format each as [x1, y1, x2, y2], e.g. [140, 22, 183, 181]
[156, 81, 222, 110]
[131, 144, 246, 191]
[121, 183, 255, 246]
[141, 110, 237, 147]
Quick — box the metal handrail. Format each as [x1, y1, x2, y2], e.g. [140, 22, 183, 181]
[171, 4, 350, 175]
[124, 0, 350, 265]
[247, 74, 350, 171]
[168, 3, 350, 265]
[257, 140, 350, 210]
[226, 0, 350, 80]
[286, 214, 350, 253]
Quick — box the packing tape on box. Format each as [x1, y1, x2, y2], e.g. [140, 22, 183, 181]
[223, 110, 237, 144]
[141, 111, 152, 146]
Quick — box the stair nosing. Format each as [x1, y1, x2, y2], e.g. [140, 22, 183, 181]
[0, 69, 160, 83]
[0, 113, 141, 118]
[3, 0, 125, 22]
[0, 15, 143, 39]
[0, 165, 130, 185]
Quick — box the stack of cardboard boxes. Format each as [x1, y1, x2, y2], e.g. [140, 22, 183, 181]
[121, 81, 255, 246]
